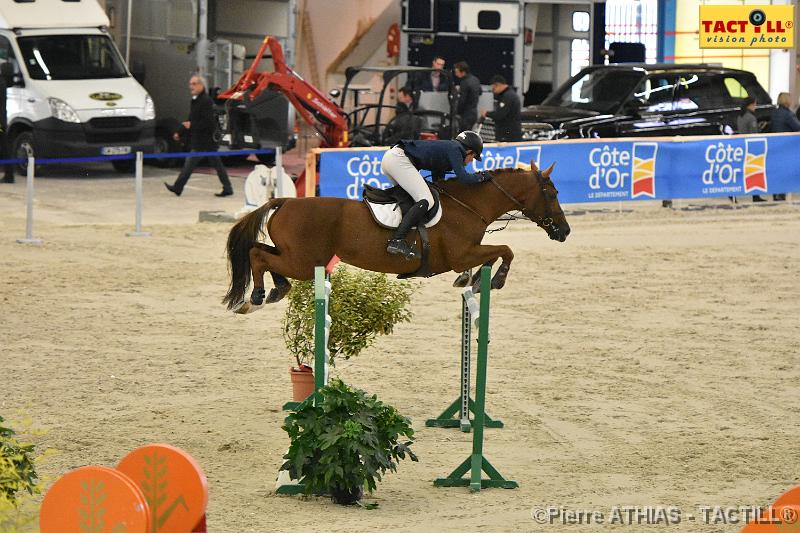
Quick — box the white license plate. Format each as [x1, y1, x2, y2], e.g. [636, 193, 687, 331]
[101, 146, 132, 156]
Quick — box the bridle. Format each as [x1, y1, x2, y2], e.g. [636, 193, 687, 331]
[434, 169, 558, 234]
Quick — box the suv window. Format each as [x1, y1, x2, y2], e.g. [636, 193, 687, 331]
[544, 68, 643, 113]
[674, 74, 730, 110]
[633, 75, 680, 112]
[723, 77, 749, 99]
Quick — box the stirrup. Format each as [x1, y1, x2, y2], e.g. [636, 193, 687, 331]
[386, 239, 419, 260]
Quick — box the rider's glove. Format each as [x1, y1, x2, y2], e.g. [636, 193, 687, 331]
[480, 171, 492, 182]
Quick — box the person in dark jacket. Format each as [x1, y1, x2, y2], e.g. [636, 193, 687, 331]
[416, 56, 450, 93]
[384, 86, 424, 145]
[165, 75, 233, 197]
[768, 92, 799, 201]
[770, 92, 800, 133]
[736, 96, 765, 202]
[453, 61, 481, 131]
[381, 131, 488, 260]
[482, 75, 522, 142]
[0, 63, 14, 183]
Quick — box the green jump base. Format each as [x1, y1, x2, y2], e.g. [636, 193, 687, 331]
[434, 455, 518, 492]
[282, 401, 300, 411]
[425, 396, 504, 431]
[275, 483, 306, 495]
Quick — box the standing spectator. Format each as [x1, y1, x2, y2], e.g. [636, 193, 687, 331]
[0, 62, 14, 183]
[453, 61, 481, 131]
[384, 86, 424, 145]
[416, 56, 450, 93]
[482, 75, 522, 142]
[736, 96, 765, 202]
[768, 92, 800, 201]
[164, 75, 233, 197]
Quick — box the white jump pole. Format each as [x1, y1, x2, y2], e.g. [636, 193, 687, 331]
[275, 146, 284, 198]
[17, 156, 42, 245]
[126, 152, 150, 237]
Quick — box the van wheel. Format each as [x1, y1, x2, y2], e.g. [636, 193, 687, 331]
[112, 159, 135, 173]
[153, 133, 180, 168]
[13, 131, 35, 175]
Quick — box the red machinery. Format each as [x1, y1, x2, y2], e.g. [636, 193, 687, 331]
[218, 36, 457, 196]
[218, 36, 349, 149]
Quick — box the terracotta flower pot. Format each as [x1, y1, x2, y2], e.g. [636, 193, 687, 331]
[289, 364, 315, 401]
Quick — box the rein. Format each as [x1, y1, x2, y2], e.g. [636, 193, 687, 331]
[430, 182, 490, 225]
[432, 171, 557, 233]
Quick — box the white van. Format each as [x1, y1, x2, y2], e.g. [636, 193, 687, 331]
[0, 0, 154, 172]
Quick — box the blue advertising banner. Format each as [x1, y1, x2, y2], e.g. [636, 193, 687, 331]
[317, 133, 800, 203]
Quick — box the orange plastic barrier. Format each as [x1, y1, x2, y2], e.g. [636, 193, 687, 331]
[40, 444, 208, 533]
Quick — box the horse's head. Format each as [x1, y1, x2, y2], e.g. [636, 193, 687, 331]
[517, 160, 571, 242]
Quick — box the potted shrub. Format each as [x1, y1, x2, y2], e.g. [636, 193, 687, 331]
[280, 378, 417, 505]
[281, 266, 413, 401]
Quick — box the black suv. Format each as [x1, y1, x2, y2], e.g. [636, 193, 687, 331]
[487, 64, 774, 141]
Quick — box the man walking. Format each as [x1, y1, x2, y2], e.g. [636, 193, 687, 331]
[165, 75, 233, 197]
[482, 75, 522, 142]
[453, 61, 481, 131]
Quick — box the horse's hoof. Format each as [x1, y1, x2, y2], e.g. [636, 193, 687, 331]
[491, 265, 509, 290]
[453, 271, 470, 287]
[471, 280, 481, 294]
[233, 300, 265, 315]
[491, 276, 507, 290]
[265, 288, 283, 304]
[250, 288, 266, 306]
[234, 302, 251, 314]
[232, 301, 248, 314]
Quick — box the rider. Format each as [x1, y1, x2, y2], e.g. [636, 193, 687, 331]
[381, 130, 488, 260]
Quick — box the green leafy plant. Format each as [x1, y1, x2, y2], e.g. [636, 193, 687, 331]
[282, 266, 414, 368]
[281, 379, 418, 505]
[0, 416, 38, 504]
[0, 416, 39, 532]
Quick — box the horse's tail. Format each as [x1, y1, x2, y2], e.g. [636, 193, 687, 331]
[223, 199, 286, 309]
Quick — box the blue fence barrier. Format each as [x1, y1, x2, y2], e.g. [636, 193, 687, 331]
[318, 133, 800, 203]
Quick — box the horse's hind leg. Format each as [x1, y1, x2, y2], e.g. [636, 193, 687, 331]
[235, 245, 288, 314]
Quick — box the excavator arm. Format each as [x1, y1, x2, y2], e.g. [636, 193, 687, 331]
[218, 36, 349, 148]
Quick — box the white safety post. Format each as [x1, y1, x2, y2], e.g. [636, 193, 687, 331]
[275, 146, 284, 197]
[126, 152, 150, 237]
[17, 157, 42, 245]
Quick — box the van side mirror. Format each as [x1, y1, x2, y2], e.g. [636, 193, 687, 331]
[130, 60, 146, 84]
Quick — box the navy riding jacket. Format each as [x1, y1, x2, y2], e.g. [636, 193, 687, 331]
[398, 139, 486, 183]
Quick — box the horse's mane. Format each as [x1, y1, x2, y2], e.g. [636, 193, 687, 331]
[435, 167, 531, 194]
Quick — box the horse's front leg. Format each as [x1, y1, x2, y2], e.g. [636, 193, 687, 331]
[453, 244, 514, 292]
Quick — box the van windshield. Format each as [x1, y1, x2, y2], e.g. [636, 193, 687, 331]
[18, 35, 128, 80]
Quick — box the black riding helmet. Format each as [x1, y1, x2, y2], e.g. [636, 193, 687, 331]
[455, 130, 483, 161]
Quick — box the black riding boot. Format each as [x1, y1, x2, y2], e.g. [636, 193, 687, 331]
[386, 199, 429, 260]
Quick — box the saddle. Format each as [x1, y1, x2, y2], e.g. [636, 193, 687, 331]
[362, 183, 441, 229]
[362, 183, 442, 279]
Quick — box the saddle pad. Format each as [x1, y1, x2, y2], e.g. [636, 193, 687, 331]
[366, 199, 442, 229]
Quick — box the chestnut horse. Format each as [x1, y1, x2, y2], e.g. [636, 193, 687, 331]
[223, 160, 570, 313]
